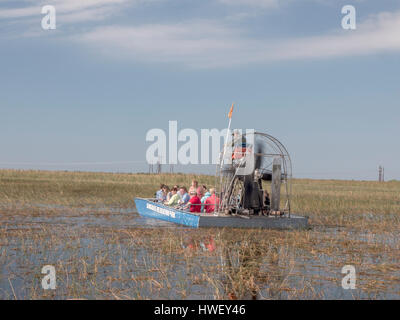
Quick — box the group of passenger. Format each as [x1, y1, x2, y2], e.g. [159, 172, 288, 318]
[155, 180, 220, 214]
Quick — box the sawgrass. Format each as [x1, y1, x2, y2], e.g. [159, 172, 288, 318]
[1, 169, 399, 229]
[1, 169, 399, 299]
[1, 223, 399, 299]
[0, 170, 215, 207]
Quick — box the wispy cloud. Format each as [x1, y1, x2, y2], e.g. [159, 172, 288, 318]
[217, 0, 280, 7]
[218, 0, 367, 9]
[2, 1, 399, 67]
[74, 21, 238, 63]
[73, 10, 400, 68]
[0, 0, 136, 22]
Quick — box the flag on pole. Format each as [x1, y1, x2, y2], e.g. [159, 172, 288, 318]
[228, 103, 234, 119]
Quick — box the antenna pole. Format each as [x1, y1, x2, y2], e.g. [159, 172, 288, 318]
[220, 103, 234, 169]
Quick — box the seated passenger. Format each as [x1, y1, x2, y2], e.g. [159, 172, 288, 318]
[196, 185, 204, 199]
[232, 130, 247, 160]
[163, 185, 172, 201]
[165, 187, 180, 206]
[155, 184, 166, 202]
[204, 188, 220, 214]
[188, 180, 198, 194]
[186, 191, 201, 213]
[201, 189, 211, 212]
[178, 187, 190, 205]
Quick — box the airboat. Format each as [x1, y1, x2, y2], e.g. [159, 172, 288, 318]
[135, 123, 309, 230]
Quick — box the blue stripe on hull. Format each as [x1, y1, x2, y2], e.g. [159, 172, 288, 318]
[134, 198, 200, 228]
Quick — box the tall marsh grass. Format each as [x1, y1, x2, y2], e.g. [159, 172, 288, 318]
[1, 170, 399, 300]
[1, 169, 398, 229]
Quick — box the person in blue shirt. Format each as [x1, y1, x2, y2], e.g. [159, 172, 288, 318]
[178, 187, 190, 205]
[155, 184, 166, 202]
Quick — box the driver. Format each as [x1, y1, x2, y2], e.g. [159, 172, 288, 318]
[232, 130, 248, 160]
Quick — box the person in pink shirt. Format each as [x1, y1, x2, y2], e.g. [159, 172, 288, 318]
[184, 191, 201, 213]
[188, 179, 198, 195]
[196, 185, 204, 200]
[204, 188, 220, 214]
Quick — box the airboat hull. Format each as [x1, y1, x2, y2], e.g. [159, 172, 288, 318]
[134, 198, 200, 227]
[198, 214, 309, 229]
[134, 198, 309, 230]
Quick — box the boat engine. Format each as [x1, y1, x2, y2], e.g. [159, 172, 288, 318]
[218, 131, 291, 216]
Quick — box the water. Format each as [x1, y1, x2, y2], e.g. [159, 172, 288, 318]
[0, 204, 399, 299]
[0, 203, 177, 229]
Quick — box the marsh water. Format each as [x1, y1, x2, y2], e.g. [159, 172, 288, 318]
[1, 204, 399, 299]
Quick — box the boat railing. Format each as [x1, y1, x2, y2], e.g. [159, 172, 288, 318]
[150, 199, 219, 215]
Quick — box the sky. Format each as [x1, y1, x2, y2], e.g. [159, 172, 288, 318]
[0, 0, 399, 180]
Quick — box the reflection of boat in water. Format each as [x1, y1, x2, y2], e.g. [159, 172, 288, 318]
[180, 232, 291, 299]
[134, 198, 308, 229]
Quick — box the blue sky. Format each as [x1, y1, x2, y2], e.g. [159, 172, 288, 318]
[0, 0, 399, 180]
